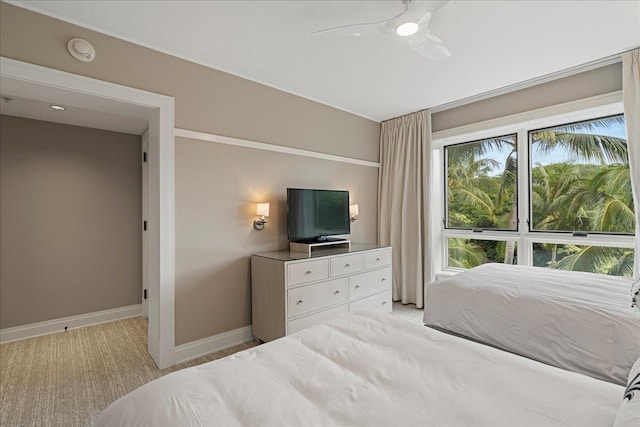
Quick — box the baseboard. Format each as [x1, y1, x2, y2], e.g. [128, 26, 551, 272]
[174, 326, 253, 364]
[0, 304, 143, 344]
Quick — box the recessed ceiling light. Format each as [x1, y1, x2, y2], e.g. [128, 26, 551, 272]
[396, 22, 419, 37]
[50, 105, 66, 111]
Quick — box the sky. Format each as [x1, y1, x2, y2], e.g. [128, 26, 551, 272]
[478, 118, 628, 175]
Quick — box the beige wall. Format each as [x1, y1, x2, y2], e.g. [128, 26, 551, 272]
[0, 3, 381, 344]
[175, 138, 378, 344]
[432, 62, 622, 132]
[0, 3, 380, 162]
[0, 115, 142, 329]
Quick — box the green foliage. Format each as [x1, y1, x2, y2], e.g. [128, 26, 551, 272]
[446, 135, 517, 230]
[447, 238, 487, 268]
[446, 115, 635, 277]
[552, 245, 634, 277]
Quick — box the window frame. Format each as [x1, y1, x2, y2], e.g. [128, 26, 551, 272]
[431, 95, 636, 278]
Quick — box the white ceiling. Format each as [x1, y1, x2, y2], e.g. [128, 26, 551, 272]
[0, 74, 150, 134]
[0, 94, 148, 135]
[7, 0, 640, 122]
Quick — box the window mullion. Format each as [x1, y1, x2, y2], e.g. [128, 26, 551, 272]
[517, 128, 530, 266]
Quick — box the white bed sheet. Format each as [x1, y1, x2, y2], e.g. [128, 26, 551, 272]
[424, 263, 640, 385]
[96, 311, 623, 427]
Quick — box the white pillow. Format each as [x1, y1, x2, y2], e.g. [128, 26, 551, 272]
[614, 357, 640, 427]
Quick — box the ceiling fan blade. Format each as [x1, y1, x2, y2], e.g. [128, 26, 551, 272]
[312, 1, 452, 61]
[408, 32, 451, 60]
[312, 1, 410, 38]
[311, 21, 381, 38]
[383, 0, 448, 33]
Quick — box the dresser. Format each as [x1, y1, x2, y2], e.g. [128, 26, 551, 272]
[251, 244, 392, 342]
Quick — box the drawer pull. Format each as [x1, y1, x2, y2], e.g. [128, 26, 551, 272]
[381, 278, 387, 282]
[305, 270, 312, 275]
[355, 284, 360, 289]
[381, 301, 387, 306]
[334, 290, 341, 295]
[297, 299, 304, 304]
[345, 263, 350, 268]
[376, 257, 381, 262]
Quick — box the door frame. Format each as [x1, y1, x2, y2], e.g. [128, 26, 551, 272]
[141, 130, 150, 320]
[0, 57, 176, 369]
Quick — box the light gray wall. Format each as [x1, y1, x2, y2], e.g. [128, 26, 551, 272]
[0, 115, 142, 329]
[432, 62, 622, 132]
[0, 3, 381, 344]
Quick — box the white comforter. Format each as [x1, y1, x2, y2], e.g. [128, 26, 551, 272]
[424, 263, 640, 385]
[96, 311, 623, 427]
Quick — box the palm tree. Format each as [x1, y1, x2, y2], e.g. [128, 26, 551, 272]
[553, 245, 634, 277]
[446, 145, 502, 229]
[447, 114, 633, 274]
[531, 163, 582, 263]
[530, 116, 634, 276]
[447, 238, 487, 268]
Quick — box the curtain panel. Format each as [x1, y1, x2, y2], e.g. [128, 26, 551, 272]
[622, 49, 640, 281]
[378, 109, 432, 308]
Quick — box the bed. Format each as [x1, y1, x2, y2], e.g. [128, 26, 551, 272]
[95, 311, 627, 427]
[424, 263, 640, 385]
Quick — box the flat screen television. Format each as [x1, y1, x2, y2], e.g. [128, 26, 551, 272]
[287, 188, 350, 242]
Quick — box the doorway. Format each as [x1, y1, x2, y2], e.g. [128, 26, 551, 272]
[0, 57, 176, 369]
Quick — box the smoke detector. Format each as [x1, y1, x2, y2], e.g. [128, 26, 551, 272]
[67, 38, 96, 62]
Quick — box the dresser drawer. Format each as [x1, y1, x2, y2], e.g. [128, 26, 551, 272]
[364, 248, 392, 270]
[349, 290, 392, 313]
[287, 278, 348, 317]
[349, 267, 392, 299]
[287, 305, 347, 334]
[330, 253, 363, 277]
[287, 259, 329, 286]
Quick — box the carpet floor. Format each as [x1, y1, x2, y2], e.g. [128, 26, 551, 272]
[0, 317, 256, 427]
[0, 303, 423, 426]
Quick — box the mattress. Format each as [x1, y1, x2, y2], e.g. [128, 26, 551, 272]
[424, 263, 640, 385]
[95, 311, 624, 426]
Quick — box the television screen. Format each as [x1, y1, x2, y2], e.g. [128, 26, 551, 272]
[287, 188, 350, 242]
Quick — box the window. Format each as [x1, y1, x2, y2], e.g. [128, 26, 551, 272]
[438, 104, 635, 278]
[446, 134, 517, 231]
[529, 114, 634, 235]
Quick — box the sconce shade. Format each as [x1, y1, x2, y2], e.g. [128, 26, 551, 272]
[256, 203, 270, 217]
[254, 202, 270, 231]
[349, 204, 359, 223]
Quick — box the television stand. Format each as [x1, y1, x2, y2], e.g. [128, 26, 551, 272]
[290, 239, 351, 256]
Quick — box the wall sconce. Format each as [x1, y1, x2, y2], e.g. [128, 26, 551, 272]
[349, 204, 359, 222]
[254, 203, 270, 230]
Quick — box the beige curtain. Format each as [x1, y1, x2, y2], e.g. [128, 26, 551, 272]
[622, 49, 640, 280]
[378, 109, 432, 308]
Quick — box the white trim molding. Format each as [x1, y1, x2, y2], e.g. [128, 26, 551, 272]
[0, 305, 142, 344]
[175, 128, 380, 168]
[174, 326, 253, 365]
